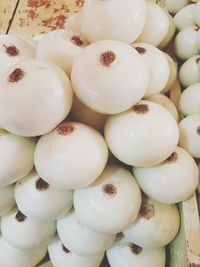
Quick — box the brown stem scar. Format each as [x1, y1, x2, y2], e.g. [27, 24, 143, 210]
[62, 244, 71, 253]
[8, 68, 25, 82]
[130, 243, 143, 255]
[35, 178, 49, 191]
[3, 44, 19, 56]
[165, 152, 178, 163]
[57, 124, 75, 135]
[133, 104, 149, 114]
[71, 35, 84, 46]
[102, 184, 117, 197]
[100, 51, 116, 66]
[134, 46, 146, 54]
[15, 210, 27, 222]
[140, 201, 155, 220]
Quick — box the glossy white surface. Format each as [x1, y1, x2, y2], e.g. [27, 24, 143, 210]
[15, 169, 73, 221]
[48, 236, 104, 267]
[81, 0, 146, 43]
[136, 2, 169, 46]
[57, 210, 115, 256]
[107, 236, 166, 267]
[166, 0, 189, 14]
[179, 83, 200, 116]
[0, 131, 36, 186]
[1, 208, 56, 250]
[0, 184, 15, 216]
[132, 43, 169, 97]
[134, 146, 199, 203]
[174, 4, 196, 31]
[71, 40, 149, 114]
[0, 35, 35, 73]
[175, 26, 200, 60]
[179, 114, 200, 158]
[179, 55, 200, 87]
[0, 236, 47, 267]
[0, 59, 73, 137]
[36, 29, 88, 75]
[123, 198, 180, 248]
[162, 53, 177, 93]
[105, 100, 179, 167]
[74, 165, 141, 234]
[34, 122, 108, 189]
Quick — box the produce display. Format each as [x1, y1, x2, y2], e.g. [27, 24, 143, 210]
[0, 0, 199, 266]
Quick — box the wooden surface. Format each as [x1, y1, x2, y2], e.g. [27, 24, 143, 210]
[0, 0, 83, 37]
[0, 1, 199, 267]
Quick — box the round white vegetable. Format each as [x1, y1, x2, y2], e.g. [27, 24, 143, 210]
[132, 43, 169, 97]
[162, 53, 177, 93]
[57, 209, 115, 256]
[80, 0, 146, 44]
[48, 236, 104, 267]
[70, 96, 108, 132]
[107, 236, 166, 267]
[175, 26, 200, 60]
[36, 29, 88, 75]
[0, 59, 73, 137]
[0, 129, 36, 186]
[74, 165, 141, 234]
[148, 94, 179, 122]
[0, 236, 47, 267]
[165, 0, 189, 14]
[174, 4, 196, 31]
[71, 40, 149, 114]
[158, 12, 176, 49]
[179, 114, 200, 158]
[15, 169, 73, 221]
[179, 55, 200, 87]
[123, 197, 180, 248]
[179, 83, 200, 116]
[34, 122, 108, 189]
[0, 35, 35, 73]
[65, 11, 82, 33]
[104, 100, 179, 167]
[134, 146, 199, 204]
[1, 208, 56, 250]
[0, 184, 15, 216]
[136, 2, 169, 47]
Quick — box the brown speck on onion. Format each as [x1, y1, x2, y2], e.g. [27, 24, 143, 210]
[0, 129, 8, 136]
[15, 210, 27, 222]
[130, 243, 143, 255]
[132, 103, 149, 114]
[140, 201, 155, 220]
[196, 57, 200, 64]
[62, 244, 71, 253]
[100, 51, 116, 66]
[71, 35, 84, 47]
[134, 46, 146, 54]
[194, 26, 200, 31]
[197, 126, 200, 135]
[35, 178, 49, 191]
[3, 44, 19, 57]
[8, 68, 25, 82]
[102, 183, 117, 197]
[165, 152, 178, 163]
[57, 124, 75, 135]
